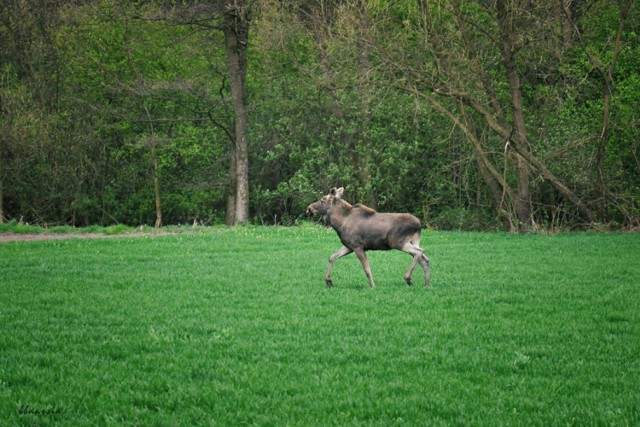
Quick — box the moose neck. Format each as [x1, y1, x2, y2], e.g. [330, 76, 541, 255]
[327, 199, 353, 231]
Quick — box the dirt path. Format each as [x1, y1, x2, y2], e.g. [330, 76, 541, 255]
[0, 232, 167, 243]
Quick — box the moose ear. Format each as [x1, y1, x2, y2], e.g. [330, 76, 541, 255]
[334, 187, 344, 199]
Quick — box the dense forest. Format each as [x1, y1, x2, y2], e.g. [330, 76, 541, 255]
[1, 0, 638, 230]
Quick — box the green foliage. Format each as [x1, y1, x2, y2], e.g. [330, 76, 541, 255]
[1, 229, 639, 424]
[0, 1, 638, 229]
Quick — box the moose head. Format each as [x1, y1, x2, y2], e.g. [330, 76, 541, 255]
[306, 187, 344, 217]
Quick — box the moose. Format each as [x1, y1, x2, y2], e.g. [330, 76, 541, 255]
[306, 187, 430, 288]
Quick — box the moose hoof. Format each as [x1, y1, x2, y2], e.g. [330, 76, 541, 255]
[405, 277, 413, 286]
[325, 279, 334, 288]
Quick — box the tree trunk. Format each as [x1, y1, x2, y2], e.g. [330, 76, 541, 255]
[143, 105, 162, 228]
[0, 157, 3, 224]
[496, 0, 533, 228]
[225, 141, 237, 225]
[151, 143, 162, 228]
[224, 0, 251, 225]
[595, 0, 632, 221]
[355, 0, 377, 209]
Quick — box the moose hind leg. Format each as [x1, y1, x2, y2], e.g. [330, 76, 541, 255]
[401, 242, 428, 286]
[325, 246, 352, 287]
[420, 254, 431, 287]
[404, 255, 420, 286]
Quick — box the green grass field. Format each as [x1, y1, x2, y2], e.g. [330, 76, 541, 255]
[1, 226, 639, 426]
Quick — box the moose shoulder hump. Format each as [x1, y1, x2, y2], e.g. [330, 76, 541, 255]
[353, 204, 376, 216]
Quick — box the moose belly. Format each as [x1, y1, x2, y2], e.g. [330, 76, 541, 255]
[364, 240, 391, 250]
[337, 233, 391, 250]
[336, 224, 394, 251]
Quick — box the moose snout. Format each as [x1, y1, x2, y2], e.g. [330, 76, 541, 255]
[306, 205, 316, 216]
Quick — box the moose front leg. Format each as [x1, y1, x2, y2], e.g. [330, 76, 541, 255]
[354, 248, 376, 289]
[325, 246, 352, 287]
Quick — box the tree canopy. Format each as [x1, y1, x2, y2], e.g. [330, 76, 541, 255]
[1, 0, 638, 230]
